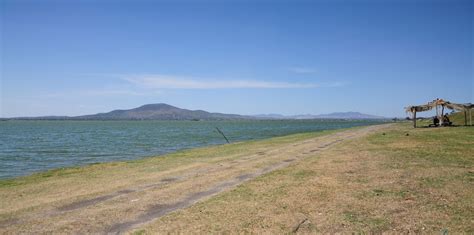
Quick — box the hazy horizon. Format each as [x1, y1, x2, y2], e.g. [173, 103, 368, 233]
[1, 0, 472, 118]
[1, 102, 392, 118]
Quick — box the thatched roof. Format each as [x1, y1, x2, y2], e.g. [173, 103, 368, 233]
[406, 99, 473, 114]
[444, 102, 474, 111]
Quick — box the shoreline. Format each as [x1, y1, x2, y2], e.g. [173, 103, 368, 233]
[0, 122, 383, 181]
[0, 124, 388, 232]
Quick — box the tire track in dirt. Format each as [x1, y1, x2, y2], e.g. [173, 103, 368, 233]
[105, 124, 391, 233]
[56, 127, 372, 214]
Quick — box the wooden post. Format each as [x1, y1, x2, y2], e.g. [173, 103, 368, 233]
[470, 109, 472, 126]
[465, 111, 468, 126]
[413, 111, 417, 128]
[440, 105, 445, 126]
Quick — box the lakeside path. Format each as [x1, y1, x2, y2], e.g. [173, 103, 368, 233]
[0, 124, 392, 233]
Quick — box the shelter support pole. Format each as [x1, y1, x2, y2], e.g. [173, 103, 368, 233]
[440, 105, 445, 125]
[470, 109, 472, 126]
[465, 111, 468, 126]
[413, 111, 417, 128]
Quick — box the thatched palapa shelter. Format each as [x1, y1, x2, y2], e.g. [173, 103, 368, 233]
[405, 99, 473, 128]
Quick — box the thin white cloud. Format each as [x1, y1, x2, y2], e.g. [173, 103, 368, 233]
[288, 67, 317, 74]
[123, 74, 322, 89]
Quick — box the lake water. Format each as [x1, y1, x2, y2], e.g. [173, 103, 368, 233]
[0, 120, 383, 179]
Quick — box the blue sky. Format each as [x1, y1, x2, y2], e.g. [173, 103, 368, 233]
[1, 0, 472, 118]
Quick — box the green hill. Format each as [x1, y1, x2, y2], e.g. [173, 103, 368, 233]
[449, 110, 474, 126]
[75, 103, 248, 120]
[416, 110, 473, 127]
[11, 103, 252, 121]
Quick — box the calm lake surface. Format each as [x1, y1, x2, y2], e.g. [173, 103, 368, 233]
[0, 120, 383, 179]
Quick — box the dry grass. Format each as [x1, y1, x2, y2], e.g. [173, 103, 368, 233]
[137, 124, 473, 234]
[1, 126, 363, 233]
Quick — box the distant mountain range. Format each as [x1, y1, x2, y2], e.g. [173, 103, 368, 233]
[6, 103, 388, 120]
[253, 112, 387, 120]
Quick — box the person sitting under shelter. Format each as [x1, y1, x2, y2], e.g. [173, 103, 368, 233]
[442, 114, 452, 126]
[429, 116, 440, 127]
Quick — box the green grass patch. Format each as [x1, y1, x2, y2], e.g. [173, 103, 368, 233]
[449, 110, 474, 126]
[292, 169, 317, 180]
[366, 125, 474, 167]
[131, 229, 146, 235]
[419, 177, 446, 188]
[343, 211, 389, 231]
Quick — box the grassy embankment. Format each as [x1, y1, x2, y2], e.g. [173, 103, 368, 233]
[135, 123, 473, 233]
[0, 130, 340, 188]
[417, 110, 474, 127]
[449, 110, 474, 126]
